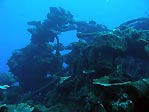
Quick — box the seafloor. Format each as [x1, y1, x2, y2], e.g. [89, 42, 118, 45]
[0, 7, 149, 112]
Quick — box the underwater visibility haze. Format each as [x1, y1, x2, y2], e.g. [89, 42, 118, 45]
[0, 0, 149, 112]
[0, 0, 149, 72]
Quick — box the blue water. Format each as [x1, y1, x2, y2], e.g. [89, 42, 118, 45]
[0, 0, 148, 72]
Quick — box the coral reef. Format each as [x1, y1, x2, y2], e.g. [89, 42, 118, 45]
[0, 103, 34, 112]
[2, 7, 149, 112]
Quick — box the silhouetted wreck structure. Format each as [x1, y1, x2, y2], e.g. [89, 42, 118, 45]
[3, 7, 149, 112]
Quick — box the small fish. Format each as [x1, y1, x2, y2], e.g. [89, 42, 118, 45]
[0, 85, 10, 89]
